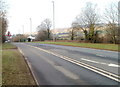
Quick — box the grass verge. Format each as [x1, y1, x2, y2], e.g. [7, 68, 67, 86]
[33, 41, 118, 51]
[2, 43, 17, 50]
[2, 43, 36, 85]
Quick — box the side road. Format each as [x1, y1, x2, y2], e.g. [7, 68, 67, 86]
[2, 43, 36, 85]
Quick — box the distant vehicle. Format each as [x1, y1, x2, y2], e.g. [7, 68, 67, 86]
[5, 40, 10, 43]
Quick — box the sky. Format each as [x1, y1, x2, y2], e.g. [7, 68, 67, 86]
[7, 0, 119, 34]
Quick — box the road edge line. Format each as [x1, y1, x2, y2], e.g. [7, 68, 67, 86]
[18, 47, 40, 86]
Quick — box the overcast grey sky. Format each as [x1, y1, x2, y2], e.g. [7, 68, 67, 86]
[7, 0, 119, 34]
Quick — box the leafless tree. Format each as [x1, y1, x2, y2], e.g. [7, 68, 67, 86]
[0, 0, 7, 43]
[104, 3, 119, 44]
[36, 30, 48, 41]
[69, 21, 79, 40]
[42, 18, 52, 39]
[75, 2, 100, 43]
[36, 18, 52, 41]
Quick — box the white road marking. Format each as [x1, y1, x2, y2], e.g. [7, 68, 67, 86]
[26, 44, 120, 82]
[108, 64, 120, 67]
[96, 54, 105, 57]
[81, 58, 100, 64]
[80, 58, 120, 68]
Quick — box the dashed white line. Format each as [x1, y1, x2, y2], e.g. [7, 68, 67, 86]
[25, 44, 120, 82]
[81, 58, 100, 64]
[108, 64, 120, 67]
[80, 58, 120, 68]
[96, 54, 105, 57]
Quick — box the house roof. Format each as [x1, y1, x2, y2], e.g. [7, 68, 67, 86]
[27, 35, 35, 39]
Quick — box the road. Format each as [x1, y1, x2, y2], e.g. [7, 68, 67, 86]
[13, 42, 119, 86]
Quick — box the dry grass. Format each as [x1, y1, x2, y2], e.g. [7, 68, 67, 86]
[2, 43, 36, 85]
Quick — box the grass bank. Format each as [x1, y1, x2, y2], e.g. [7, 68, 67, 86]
[2, 43, 17, 50]
[33, 41, 118, 51]
[2, 43, 36, 85]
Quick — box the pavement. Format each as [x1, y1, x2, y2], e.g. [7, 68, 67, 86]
[13, 42, 119, 85]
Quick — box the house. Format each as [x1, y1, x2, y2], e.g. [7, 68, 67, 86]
[27, 35, 35, 42]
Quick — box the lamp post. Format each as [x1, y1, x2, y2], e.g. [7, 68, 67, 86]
[18, 29, 20, 42]
[30, 18, 32, 36]
[22, 25, 24, 34]
[52, 1, 55, 41]
[22, 25, 25, 42]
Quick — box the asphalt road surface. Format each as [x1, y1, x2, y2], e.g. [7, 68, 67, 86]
[13, 42, 119, 86]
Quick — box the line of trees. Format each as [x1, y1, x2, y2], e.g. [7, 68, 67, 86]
[69, 2, 119, 44]
[36, 2, 119, 44]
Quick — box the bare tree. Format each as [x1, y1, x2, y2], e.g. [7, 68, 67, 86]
[0, 0, 7, 43]
[69, 21, 79, 40]
[36, 18, 52, 41]
[104, 3, 119, 44]
[75, 2, 100, 43]
[42, 18, 52, 39]
[36, 30, 48, 41]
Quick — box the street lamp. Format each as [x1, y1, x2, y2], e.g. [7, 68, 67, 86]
[30, 18, 32, 36]
[22, 25, 24, 34]
[52, 1, 55, 41]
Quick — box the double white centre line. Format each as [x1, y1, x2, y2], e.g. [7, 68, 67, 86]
[27, 44, 120, 83]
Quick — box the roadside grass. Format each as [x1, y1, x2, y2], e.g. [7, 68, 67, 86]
[33, 41, 118, 51]
[2, 43, 36, 85]
[2, 43, 17, 50]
